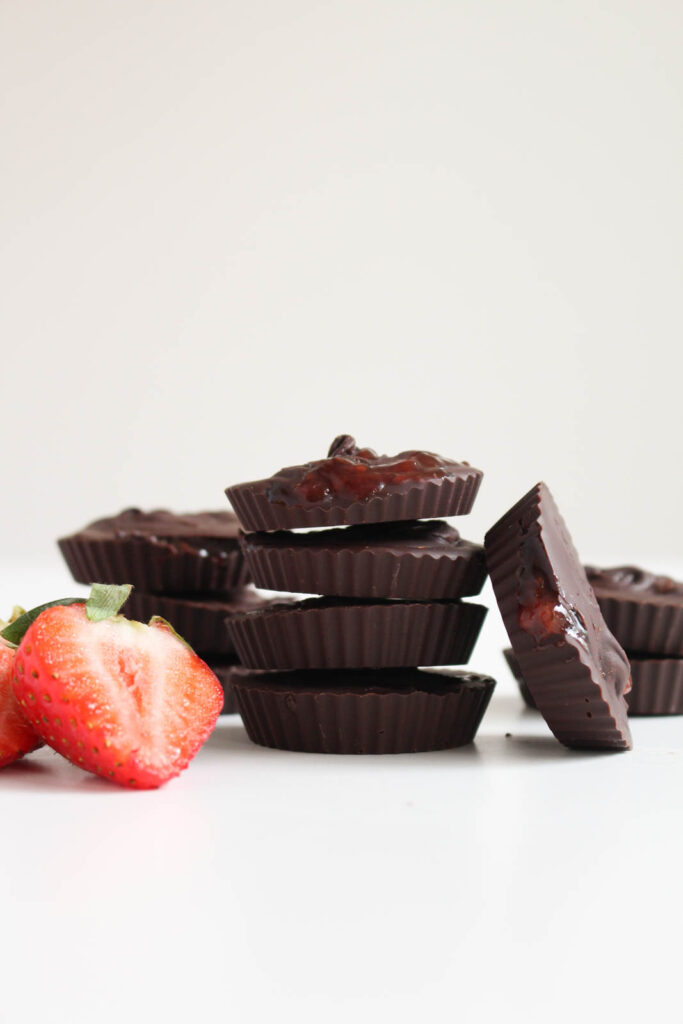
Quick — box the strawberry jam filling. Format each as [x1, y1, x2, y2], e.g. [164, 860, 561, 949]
[267, 435, 470, 507]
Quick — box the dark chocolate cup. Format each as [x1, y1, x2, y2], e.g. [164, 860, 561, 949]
[232, 668, 496, 754]
[485, 484, 632, 751]
[58, 535, 249, 595]
[593, 593, 683, 657]
[227, 470, 482, 533]
[124, 588, 269, 658]
[625, 657, 683, 716]
[502, 648, 538, 710]
[239, 528, 487, 601]
[227, 597, 487, 671]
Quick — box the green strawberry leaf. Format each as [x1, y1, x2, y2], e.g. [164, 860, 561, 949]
[85, 583, 133, 622]
[0, 597, 84, 647]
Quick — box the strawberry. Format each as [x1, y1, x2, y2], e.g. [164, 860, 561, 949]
[12, 585, 223, 789]
[0, 636, 43, 768]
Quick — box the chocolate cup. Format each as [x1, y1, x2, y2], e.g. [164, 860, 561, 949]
[485, 483, 632, 751]
[59, 535, 249, 595]
[59, 508, 248, 595]
[592, 593, 683, 658]
[227, 597, 487, 671]
[239, 522, 487, 601]
[502, 648, 537, 710]
[232, 668, 496, 753]
[227, 471, 482, 532]
[124, 588, 269, 657]
[624, 656, 683, 716]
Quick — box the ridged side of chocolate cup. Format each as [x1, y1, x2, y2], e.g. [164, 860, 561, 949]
[594, 593, 683, 657]
[626, 658, 683, 715]
[124, 589, 269, 657]
[502, 648, 538, 710]
[232, 669, 496, 753]
[240, 533, 487, 601]
[227, 598, 487, 670]
[227, 471, 483, 532]
[485, 484, 632, 751]
[58, 536, 249, 595]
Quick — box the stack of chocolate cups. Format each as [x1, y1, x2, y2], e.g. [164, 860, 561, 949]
[225, 436, 496, 753]
[58, 509, 269, 714]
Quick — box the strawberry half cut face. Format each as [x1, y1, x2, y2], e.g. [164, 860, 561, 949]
[13, 604, 223, 789]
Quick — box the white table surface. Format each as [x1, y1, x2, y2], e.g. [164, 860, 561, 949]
[1, 559, 680, 1024]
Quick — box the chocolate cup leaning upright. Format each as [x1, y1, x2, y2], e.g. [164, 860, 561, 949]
[227, 597, 487, 670]
[232, 668, 496, 754]
[226, 435, 483, 532]
[585, 566, 683, 657]
[59, 508, 249, 595]
[485, 483, 632, 751]
[239, 521, 487, 601]
[124, 587, 271, 658]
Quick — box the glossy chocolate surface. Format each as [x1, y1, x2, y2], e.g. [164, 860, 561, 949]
[264, 435, 478, 508]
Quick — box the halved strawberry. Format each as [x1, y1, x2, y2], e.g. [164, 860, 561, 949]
[12, 587, 223, 789]
[0, 638, 43, 768]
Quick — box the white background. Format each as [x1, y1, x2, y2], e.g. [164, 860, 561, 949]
[1, 0, 682, 564]
[1, 3, 682, 1023]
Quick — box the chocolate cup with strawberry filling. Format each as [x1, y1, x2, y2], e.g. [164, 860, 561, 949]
[59, 508, 249, 595]
[226, 435, 483, 532]
[124, 587, 271, 658]
[239, 520, 486, 601]
[485, 483, 632, 751]
[232, 668, 496, 754]
[585, 566, 683, 657]
[227, 596, 487, 671]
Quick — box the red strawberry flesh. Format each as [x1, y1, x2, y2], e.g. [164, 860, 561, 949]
[13, 604, 223, 789]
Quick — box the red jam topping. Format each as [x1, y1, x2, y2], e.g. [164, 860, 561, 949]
[266, 435, 471, 507]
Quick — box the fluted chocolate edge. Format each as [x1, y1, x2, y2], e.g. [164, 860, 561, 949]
[241, 535, 487, 600]
[58, 536, 249, 595]
[226, 472, 483, 532]
[232, 671, 496, 753]
[226, 600, 487, 670]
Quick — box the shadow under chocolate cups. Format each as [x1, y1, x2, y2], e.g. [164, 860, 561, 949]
[226, 435, 483, 532]
[227, 596, 487, 670]
[232, 668, 496, 754]
[59, 508, 249, 595]
[485, 483, 632, 752]
[124, 587, 270, 658]
[586, 567, 683, 657]
[239, 521, 487, 601]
